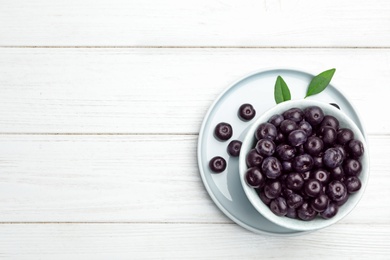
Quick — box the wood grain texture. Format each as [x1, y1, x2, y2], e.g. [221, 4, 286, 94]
[0, 134, 387, 224]
[0, 48, 389, 134]
[0, 223, 389, 259]
[1, 0, 390, 47]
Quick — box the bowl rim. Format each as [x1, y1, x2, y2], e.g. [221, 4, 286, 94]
[239, 99, 370, 231]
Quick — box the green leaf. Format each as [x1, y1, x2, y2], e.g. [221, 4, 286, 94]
[305, 68, 336, 98]
[274, 76, 291, 104]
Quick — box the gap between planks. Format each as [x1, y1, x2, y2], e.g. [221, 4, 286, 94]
[1, 46, 390, 49]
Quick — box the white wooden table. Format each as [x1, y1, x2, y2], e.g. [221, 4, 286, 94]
[1, 1, 390, 258]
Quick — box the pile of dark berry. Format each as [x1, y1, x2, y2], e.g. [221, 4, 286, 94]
[245, 106, 364, 220]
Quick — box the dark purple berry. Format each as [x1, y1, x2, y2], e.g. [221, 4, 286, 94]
[304, 179, 323, 198]
[286, 207, 297, 219]
[280, 119, 298, 135]
[288, 130, 308, 147]
[287, 193, 304, 209]
[227, 140, 242, 157]
[268, 114, 284, 127]
[304, 136, 324, 156]
[214, 122, 233, 141]
[257, 190, 271, 205]
[255, 139, 276, 157]
[297, 144, 305, 155]
[245, 167, 265, 188]
[320, 202, 338, 219]
[255, 123, 277, 141]
[297, 202, 317, 221]
[335, 193, 349, 206]
[282, 188, 294, 198]
[347, 139, 364, 158]
[323, 148, 343, 169]
[209, 156, 227, 173]
[261, 157, 282, 179]
[264, 181, 282, 199]
[276, 144, 296, 161]
[292, 154, 314, 173]
[246, 149, 263, 168]
[327, 180, 347, 203]
[281, 160, 292, 172]
[344, 176, 362, 194]
[304, 106, 324, 126]
[283, 108, 304, 123]
[302, 171, 311, 181]
[238, 103, 256, 121]
[313, 154, 324, 168]
[319, 126, 337, 146]
[275, 132, 285, 144]
[312, 194, 329, 212]
[286, 172, 304, 191]
[337, 128, 354, 145]
[330, 166, 344, 181]
[270, 197, 288, 216]
[299, 121, 313, 136]
[311, 168, 330, 184]
[333, 144, 347, 161]
[320, 115, 339, 130]
[343, 159, 362, 176]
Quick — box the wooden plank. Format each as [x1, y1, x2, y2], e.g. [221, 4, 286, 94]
[0, 48, 389, 134]
[1, 0, 390, 47]
[0, 134, 387, 223]
[0, 223, 389, 259]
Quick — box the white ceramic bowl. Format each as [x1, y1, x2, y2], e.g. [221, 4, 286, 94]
[239, 100, 369, 231]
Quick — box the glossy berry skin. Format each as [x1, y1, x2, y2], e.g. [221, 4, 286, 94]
[288, 130, 308, 147]
[214, 122, 233, 141]
[320, 115, 339, 130]
[286, 207, 297, 219]
[283, 108, 304, 123]
[327, 180, 348, 203]
[275, 132, 285, 144]
[311, 168, 330, 184]
[238, 103, 256, 121]
[336, 193, 349, 206]
[297, 202, 317, 221]
[323, 148, 343, 169]
[209, 156, 227, 173]
[337, 128, 354, 145]
[319, 126, 337, 146]
[246, 149, 263, 168]
[320, 202, 338, 219]
[227, 140, 242, 157]
[280, 120, 298, 135]
[281, 160, 292, 172]
[330, 166, 344, 181]
[255, 123, 277, 141]
[304, 136, 324, 156]
[270, 197, 288, 216]
[282, 188, 294, 198]
[257, 190, 271, 205]
[292, 154, 314, 173]
[264, 181, 282, 199]
[261, 157, 282, 179]
[304, 106, 324, 126]
[347, 139, 364, 158]
[302, 171, 311, 181]
[312, 194, 329, 212]
[313, 154, 324, 168]
[286, 172, 304, 191]
[334, 144, 347, 161]
[245, 167, 265, 188]
[268, 114, 284, 127]
[276, 144, 296, 161]
[343, 159, 362, 176]
[344, 176, 362, 194]
[287, 193, 304, 209]
[255, 139, 276, 157]
[304, 179, 323, 198]
[299, 121, 313, 136]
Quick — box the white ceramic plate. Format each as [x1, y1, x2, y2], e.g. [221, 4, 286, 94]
[197, 68, 366, 235]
